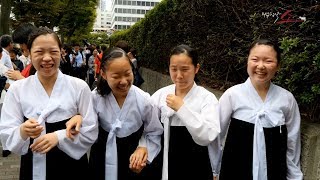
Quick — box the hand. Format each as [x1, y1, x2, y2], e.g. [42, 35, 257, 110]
[30, 132, 58, 154]
[214, 176, 217, 180]
[6, 70, 25, 80]
[65, 115, 82, 140]
[20, 119, 44, 140]
[129, 147, 148, 174]
[166, 94, 184, 111]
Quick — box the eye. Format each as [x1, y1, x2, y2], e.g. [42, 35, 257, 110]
[170, 68, 177, 72]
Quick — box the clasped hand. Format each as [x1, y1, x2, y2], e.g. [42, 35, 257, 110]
[166, 94, 184, 111]
[20, 119, 58, 154]
[129, 147, 148, 174]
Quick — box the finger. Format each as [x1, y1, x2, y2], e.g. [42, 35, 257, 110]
[142, 153, 148, 165]
[75, 121, 81, 132]
[31, 139, 46, 151]
[40, 145, 53, 154]
[30, 139, 41, 149]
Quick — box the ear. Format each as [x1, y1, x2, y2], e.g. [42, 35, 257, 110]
[195, 63, 200, 74]
[100, 69, 108, 81]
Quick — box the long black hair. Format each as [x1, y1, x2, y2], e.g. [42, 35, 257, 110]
[96, 47, 132, 96]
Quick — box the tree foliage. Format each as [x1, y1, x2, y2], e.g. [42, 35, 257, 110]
[110, 0, 320, 121]
[11, 0, 98, 43]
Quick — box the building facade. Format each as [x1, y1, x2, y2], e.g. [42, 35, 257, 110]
[110, 0, 161, 30]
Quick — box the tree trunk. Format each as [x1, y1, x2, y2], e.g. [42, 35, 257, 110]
[0, 0, 12, 35]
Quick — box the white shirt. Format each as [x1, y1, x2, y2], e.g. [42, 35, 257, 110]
[0, 48, 14, 70]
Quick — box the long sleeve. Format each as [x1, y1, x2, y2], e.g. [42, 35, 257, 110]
[0, 84, 30, 155]
[56, 84, 98, 160]
[210, 90, 233, 175]
[139, 94, 163, 163]
[175, 93, 220, 146]
[285, 94, 303, 180]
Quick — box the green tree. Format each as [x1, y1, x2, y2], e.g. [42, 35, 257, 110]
[11, 0, 98, 42]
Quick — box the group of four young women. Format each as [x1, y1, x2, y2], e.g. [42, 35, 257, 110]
[0, 27, 303, 180]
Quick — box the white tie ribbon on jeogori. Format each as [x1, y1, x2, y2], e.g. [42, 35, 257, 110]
[104, 118, 123, 180]
[32, 103, 61, 180]
[252, 110, 279, 180]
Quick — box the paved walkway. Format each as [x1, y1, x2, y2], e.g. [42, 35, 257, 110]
[0, 145, 20, 180]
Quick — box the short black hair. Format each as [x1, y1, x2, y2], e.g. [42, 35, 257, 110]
[115, 40, 129, 53]
[0, 35, 13, 48]
[12, 23, 36, 45]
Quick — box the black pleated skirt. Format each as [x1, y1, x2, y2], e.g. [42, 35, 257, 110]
[20, 118, 89, 180]
[219, 118, 287, 180]
[89, 125, 161, 180]
[168, 126, 213, 180]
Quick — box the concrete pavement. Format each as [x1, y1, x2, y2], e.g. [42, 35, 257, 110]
[0, 145, 20, 180]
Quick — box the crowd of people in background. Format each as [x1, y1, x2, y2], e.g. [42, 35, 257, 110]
[0, 22, 303, 180]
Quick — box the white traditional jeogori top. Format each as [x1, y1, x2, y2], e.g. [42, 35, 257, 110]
[211, 78, 303, 180]
[92, 85, 163, 180]
[151, 83, 220, 180]
[0, 70, 98, 180]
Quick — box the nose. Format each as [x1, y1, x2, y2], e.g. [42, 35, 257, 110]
[257, 60, 265, 69]
[43, 52, 52, 61]
[119, 77, 128, 85]
[176, 70, 183, 79]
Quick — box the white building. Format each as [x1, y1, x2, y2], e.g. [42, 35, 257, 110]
[93, 2, 112, 33]
[110, 0, 161, 30]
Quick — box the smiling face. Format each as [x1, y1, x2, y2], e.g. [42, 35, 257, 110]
[30, 34, 61, 79]
[170, 53, 199, 93]
[101, 56, 134, 98]
[247, 44, 279, 87]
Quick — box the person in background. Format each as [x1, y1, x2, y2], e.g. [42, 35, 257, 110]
[151, 44, 220, 180]
[87, 48, 98, 89]
[60, 44, 72, 75]
[9, 48, 24, 72]
[0, 35, 14, 70]
[212, 39, 303, 180]
[7, 23, 36, 80]
[0, 27, 98, 180]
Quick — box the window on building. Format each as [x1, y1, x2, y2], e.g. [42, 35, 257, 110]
[132, 9, 137, 14]
[115, 8, 118, 13]
[118, 8, 123, 13]
[142, 10, 146, 14]
[146, 10, 149, 14]
[115, 0, 118, 5]
[123, 0, 127, 5]
[128, 9, 132, 13]
[132, 1, 136, 5]
[123, 9, 127, 13]
[128, 1, 131, 5]
[151, 2, 154, 6]
[118, 0, 122, 5]
[137, 9, 141, 14]
[128, 17, 132, 22]
[137, 1, 141, 5]
[146, 2, 150, 6]
[142, 1, 145, 6]
[132, 17, 137, 22]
